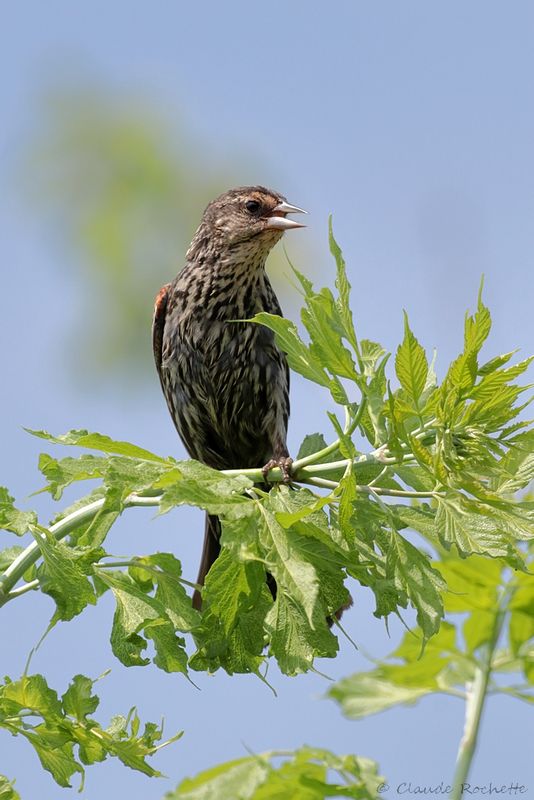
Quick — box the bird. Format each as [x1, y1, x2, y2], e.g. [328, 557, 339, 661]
[152, 186, 306, 610]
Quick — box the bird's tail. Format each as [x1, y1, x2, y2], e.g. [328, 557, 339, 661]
[192, 514, 221, 610]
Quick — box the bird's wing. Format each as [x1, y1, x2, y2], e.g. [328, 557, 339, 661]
[152, 282, 171, 380]
[263, 277, 290, 400]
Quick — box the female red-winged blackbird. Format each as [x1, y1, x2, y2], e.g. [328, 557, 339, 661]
[153, 186, 305, 609]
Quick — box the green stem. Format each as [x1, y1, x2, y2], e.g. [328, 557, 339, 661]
[5, 580, 39, 600]
[292, 439, 341, 471]
[292, 398, 367, 471]
[297, 455, 397, 476]
[449, 587, 510, 800]
[303, 476, 339, 490]
[368, 465, 389, 488]
[0, 495, 158, 600]
[360, 486, 442, 499]
[3, 711, 40, 722]
[224, 449, 401, 484]
[94, 560, 201, 591]
[0, 498, 106, 597]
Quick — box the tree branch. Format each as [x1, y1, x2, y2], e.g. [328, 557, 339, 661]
[450, 584, 512, 800]
[0, 447, 437, 604]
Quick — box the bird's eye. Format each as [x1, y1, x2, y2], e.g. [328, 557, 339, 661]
[245, 199, 261, 214]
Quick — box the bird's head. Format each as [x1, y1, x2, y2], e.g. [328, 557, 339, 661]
[186, 186, 306, 262]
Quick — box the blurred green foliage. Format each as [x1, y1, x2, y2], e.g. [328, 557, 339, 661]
[22, 85, 307, 383]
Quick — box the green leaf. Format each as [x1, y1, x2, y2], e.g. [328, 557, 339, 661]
[300, 288, 359, 380]
[0, 775, 20, 800]
[296, 433, 338, 462]
[395, 312, 428, 409]
[445, 351, 478, 395]
[254, 759, 327, 799]
[0, 488, 37, 536]
[510, 611, 534, 658]
[257, 501, 319, 626]
[470, 357, 533, 403]
[433, 555, 501, 612]
[283, 748, 384, 800]
[421, 348, 438, 404]
[36, 448, 170, 505]
[463, 611, 497, 652]
[391, 619, 457, 665]
[27, 428, 168, 462]
[464, 284, 492, 354]
[327, 411, 356, 459]
[136, 553, 199, 632]
[95, 569, 189, 674]
[102, 456, 171, 500]
[157, 461, 252, 516]
[360, 339, 386, 378]
[249, 313, 331, 389]
[492, 431, 534, 493]
[437, 288, 493, 418]
[291, 236, 360, 386]
[95, 569, 159, 666]
[49, 486, 106, 526]
[394, 466, 435, 493]
[168, 756, 269, 799]
[509, 577, 534, 656]
[191, 574, 270, 676]
[61, 674, 100, 721]
[0, 546, 24, 573]
[106, 709, 183, 778]
[386, 531, 445, 642]
[37, 453, 107, 500]
[27, 730, 84, 788]
[361, 354, 389, 446]
[337, 487, 402, 620]
[297, 432, 327, 460]
[145, 621, 189, 675]
[103, 711, 183, 776]
[0, 676, 82, 788]
[478, 350, 516, 375]
[268, 487, 351, 619]
[464, 384, 531, 432]
[330, 622, 462, 719]
[435, 495, 522, 562]
[32, 525, 97, 621]
[0, 672, 181, 788]
[202, 548, 260, 636]
[69, 497, 120, 548]
[273, 486, 342, 546]
[1, 674, 63, 717]
[167, 748, 383, 800]
[329, 217, 359, 353]
[329, 671, 432, 720]
[265, 592, 337, 676]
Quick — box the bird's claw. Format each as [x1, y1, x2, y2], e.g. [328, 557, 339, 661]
[262, 456, 293, 485]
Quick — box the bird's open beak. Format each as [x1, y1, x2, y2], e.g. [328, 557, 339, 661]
[266, 201, 307, 230]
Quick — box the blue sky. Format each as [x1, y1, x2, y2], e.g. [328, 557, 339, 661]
[1, 3, 533, 798]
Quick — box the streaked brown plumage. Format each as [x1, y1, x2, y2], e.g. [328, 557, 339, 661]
[153, 186, 305, 609]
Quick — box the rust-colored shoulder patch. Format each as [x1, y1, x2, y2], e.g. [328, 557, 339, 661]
[152, 283, 171, 374]
[154, 283, 170, 316]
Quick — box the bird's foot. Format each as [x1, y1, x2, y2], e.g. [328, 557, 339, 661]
[262, 456, 293, 485]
